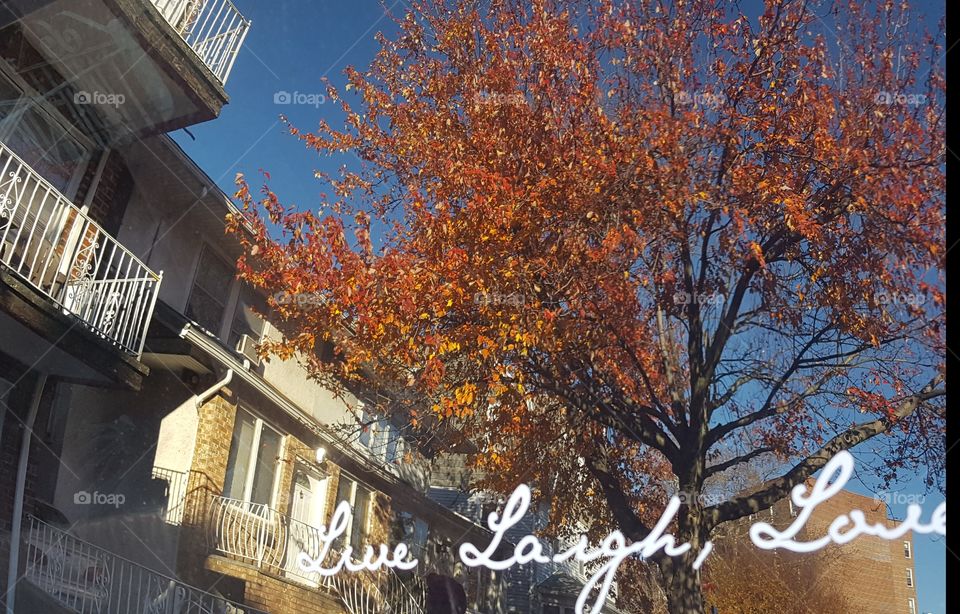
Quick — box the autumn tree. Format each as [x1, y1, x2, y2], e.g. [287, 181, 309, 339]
[702, 527, 852, 614]
[228, 0, 945, 612]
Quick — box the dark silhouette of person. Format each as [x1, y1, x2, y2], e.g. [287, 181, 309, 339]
[425, 573, 467, 614]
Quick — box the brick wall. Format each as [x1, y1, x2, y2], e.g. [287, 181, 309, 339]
[76, 150, 134, 237]
[177, 392, 237, 598]
[721, 488, 920, 614]
[205, 555, 345, 614]
[800, 489, 919, 614]
[176, 391, 406, 614]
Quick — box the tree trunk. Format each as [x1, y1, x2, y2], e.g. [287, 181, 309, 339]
[659, 471, 707, 614]
[659, 553, 705, 614]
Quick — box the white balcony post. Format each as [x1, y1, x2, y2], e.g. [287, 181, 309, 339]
[149, 0, 251, 84]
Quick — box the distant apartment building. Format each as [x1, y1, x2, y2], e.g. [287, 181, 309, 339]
[0, 1, 508, 613]
[716, 484, 921, 614]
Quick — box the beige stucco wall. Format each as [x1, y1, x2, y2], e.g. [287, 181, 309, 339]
[115, 183, 203, 313]
[153, 396, 199, 475]
[258, 323, 358, 428]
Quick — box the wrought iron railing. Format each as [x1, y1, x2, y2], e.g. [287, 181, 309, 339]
[0, 141, 162, 357]
[150, 0, 251, 84]
[208, 495, 427, 614]
[24, 515, 266, 614]
[152, 466, 189, 526]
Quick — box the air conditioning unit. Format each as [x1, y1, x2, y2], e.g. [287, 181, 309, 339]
[235, 333, 261, 367]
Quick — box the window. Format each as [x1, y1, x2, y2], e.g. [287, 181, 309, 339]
[903, 541, 912, 559]
[186, 245, 234, 335]
[905, 568, 914, 587]
[227, 285, 267, 349]
[223, 408, 282, 507]
[398, 512, 429, 559]
[333, 475, 373, 554]
[788, 499, 797, 517]
[908, 598, 916, 614]
[0, 67, 90, 196]
[357, 408, 402, 464]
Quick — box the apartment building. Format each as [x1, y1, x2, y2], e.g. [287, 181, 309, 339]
[715, 484, 921, 614]
[0, 1, 507, 613]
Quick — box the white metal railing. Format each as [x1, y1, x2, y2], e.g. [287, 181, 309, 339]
[208, 495, 427, 614]
[0, 141, 162, 357]
[152, 466, 189, 525]
[151, 0, 251, 84]
[24, 515, 267, 614]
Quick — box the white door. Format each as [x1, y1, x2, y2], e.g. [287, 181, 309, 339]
[285, 466, 327, 585]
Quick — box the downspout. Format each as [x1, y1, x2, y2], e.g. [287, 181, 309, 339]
[195, 368, 234, 409]
[5, 374, 48, 614]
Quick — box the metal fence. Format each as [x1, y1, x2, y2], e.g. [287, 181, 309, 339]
[208, 495, 427, 614]
[24, 516, 267, 614]
[151, 0, 251, 84]
[152, 467, 190, 526]
[0, 141, 162, 357]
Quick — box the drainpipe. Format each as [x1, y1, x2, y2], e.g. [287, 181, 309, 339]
[5, 374, 48, 614]
[195, 369, 233, 409]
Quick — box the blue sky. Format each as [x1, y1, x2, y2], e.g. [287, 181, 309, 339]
[171, 1, 946, 612]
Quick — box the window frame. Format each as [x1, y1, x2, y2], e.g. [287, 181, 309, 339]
[903, 540, 912, 559]
[357, 406, 403, 464]
[223, 406, 284, 510]
[227, 283, 267, 349]
[333, 473, 374, 554]
[0, 60, 93, 200]
[185, 243, 239, 338]
[905, 567, 914, 588]
[908, 597, 916, 614]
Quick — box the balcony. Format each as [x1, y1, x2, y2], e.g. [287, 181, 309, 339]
[2, 0, 251, 142]
[208, 495, 427, 614]
[23, 515, 266, 614]
[1, 140, 161, 357]
[151, 0, 251, 85]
